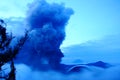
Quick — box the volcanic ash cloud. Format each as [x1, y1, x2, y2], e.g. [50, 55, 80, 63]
[21, 0, 74, 70]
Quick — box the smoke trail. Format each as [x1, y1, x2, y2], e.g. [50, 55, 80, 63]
[17, 0, 74, 70]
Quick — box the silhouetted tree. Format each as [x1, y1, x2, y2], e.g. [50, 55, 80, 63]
[0, 19, 28, 80]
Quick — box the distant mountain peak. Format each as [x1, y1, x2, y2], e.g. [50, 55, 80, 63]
[87, 61, 111, 68]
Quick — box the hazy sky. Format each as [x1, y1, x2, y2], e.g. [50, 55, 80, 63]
[0, 0, 120, 47]
[1, 1, 120, 79]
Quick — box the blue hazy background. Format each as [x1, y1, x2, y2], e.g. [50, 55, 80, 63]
[0, 0, 120, 65]
[0, 0, 120, 80]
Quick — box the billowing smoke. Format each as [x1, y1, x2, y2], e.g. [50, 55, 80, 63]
[27, 0, 73, 51]
[16, 0, 74, 70]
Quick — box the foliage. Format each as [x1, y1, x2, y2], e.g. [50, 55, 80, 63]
[0, 19, 28, 80]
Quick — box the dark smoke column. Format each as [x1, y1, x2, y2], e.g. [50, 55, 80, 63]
[26, 0, 74, 70]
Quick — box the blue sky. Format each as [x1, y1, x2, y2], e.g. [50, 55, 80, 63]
[0, 0, 120, 47]
[61, 34, 120, 64]
[59, 0, 120, 47]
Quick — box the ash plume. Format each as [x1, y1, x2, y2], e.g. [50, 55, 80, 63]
[17, 0, 74, 71]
